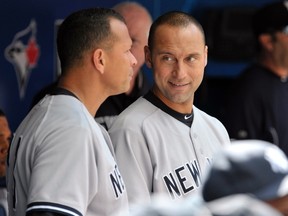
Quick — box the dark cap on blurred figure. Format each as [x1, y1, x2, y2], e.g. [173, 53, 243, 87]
[253, 1, 288, 36]
[202, 140, 288, 202]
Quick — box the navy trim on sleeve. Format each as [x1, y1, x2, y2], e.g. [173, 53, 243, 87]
[27, 202, 82, 216]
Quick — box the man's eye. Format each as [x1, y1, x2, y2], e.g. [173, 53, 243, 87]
[187, 56, 196, 62]
[163, 56, 173, 61]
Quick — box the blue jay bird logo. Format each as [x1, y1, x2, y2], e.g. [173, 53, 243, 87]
[5, 19, 40, 99]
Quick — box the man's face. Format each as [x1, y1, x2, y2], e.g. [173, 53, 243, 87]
[145, 24, 207, 111]
[102, 18, 137, 95]
[271, 31, 288, 69]
[0, 116, 11, 177]
[125, 12, 151, 76]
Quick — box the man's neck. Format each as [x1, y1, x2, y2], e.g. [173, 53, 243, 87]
[259, 59, 288, 81]
[125, 74, 137, 95]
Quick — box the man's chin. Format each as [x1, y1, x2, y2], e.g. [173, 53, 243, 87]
[0, 171, 5, 178]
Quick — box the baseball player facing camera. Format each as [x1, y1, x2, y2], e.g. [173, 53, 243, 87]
[109, 10, 231, 205]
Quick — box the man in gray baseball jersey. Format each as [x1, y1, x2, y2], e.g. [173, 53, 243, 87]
[0, 109, 11, 216]
[109, 11, 230, 205]
[6, 8, 137, 216]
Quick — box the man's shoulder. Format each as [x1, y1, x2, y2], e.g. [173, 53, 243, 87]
[110, 97, 155, 128]
[118, 97, 151, 118]
[239, 64, 273, 81]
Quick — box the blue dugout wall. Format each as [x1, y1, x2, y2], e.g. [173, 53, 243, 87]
[0, 0, 277, 131]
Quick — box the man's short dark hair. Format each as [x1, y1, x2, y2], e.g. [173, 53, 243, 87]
[57, 8, 125, 73]
[0, 109, 5, 117]
[253, 1, 288, 37]
[147, 11, 206, 50]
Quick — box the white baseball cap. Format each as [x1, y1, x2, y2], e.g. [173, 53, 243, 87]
[202, 140, 288, 201]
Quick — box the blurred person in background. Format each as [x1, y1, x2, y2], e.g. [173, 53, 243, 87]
[224, 1, 288, 156]
[0, 109, 11, 216]
[202, 140, 288, 215]
[95, 1, 153, 130]
[129, 193, 282, 216]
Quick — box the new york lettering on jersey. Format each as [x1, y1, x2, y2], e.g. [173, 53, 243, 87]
[163, 158, 211, 199]
[110, 165, 126, 198]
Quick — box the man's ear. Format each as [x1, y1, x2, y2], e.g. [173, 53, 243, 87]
[204, 45, 208, 67]
[144, 46, 152, 69]
[93, 49, 105, 74]
[259, 34, 274, 51]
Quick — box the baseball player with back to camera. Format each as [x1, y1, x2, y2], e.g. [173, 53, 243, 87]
[6, 8, 137, 216]
[109, 11, 231, 205]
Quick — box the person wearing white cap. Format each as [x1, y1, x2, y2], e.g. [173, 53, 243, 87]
[202, 139, 288, 215]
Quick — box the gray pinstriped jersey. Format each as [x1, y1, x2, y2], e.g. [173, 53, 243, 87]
[109, 96, 230, 205]
[7, 95, 129, 216]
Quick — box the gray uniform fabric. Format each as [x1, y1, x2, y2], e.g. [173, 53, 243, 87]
[7, 95, 129, 216]
[109, 96, 230, 204]
[206, 194, 283, 216]
[129, 194, 282, 216]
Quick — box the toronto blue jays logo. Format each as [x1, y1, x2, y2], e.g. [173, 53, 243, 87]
[4, 19, 40, 99]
